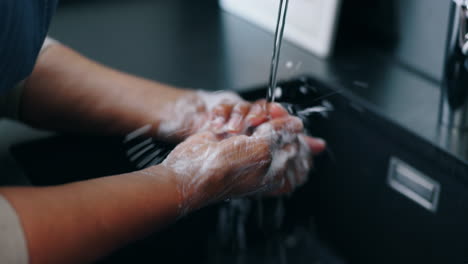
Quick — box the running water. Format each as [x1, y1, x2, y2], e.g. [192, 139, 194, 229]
[260, 0, 291, 247]
[267, 0, 290, 104]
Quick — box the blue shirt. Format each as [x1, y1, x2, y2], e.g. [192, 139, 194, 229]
[0, 0, 58, 94]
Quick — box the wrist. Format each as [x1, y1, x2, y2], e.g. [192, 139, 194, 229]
[130, 165, 180, 214]
[140, 164, 204, 216]
[155, 162, 212, 216]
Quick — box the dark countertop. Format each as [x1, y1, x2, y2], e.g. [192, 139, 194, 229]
[0, 0, 464, 184]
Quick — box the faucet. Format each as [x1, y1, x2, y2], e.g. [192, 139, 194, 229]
[438, 0, 468, 159]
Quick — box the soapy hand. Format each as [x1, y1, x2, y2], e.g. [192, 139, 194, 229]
[157, 91, 296, 141]
[157, 90, 326, 153]
[160, 116, 315, 215]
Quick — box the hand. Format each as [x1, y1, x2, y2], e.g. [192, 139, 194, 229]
[156, 91, 294, 141]
[159, 116, 317, 215]
[157, 90, 326, 153]
[156, 90, 243, 141]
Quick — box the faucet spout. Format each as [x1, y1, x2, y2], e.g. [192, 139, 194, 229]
[438, 0, 468, 159]
[440, 0, 468, 130]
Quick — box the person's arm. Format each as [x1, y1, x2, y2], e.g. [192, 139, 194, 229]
[21, 43, 273, 141]
[0, 166, 181, 264]
[20, 43, 327, 150]
[0, 116, 310, 264]
[21, 43, 190, 137]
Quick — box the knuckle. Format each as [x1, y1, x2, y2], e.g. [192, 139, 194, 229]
[234, 102, 250, 113]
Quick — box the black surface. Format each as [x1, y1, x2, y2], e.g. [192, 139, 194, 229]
[10, 136, 131, 185]
[49, 0, 227, 91]
[11, 77, 468, 263]
[338, 0, 450, 81]
[245, 77, 468, 264]
[43, 0, 467, 165]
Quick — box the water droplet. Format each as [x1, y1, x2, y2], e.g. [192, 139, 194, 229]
[274, 87, 283, 99]
[299, 86, 308, 94]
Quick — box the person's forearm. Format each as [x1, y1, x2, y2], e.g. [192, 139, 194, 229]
[21, 43, 191, 136]
[0, 165, 182, 264]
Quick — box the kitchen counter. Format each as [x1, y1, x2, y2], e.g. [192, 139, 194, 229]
[0, 0, 465, 185]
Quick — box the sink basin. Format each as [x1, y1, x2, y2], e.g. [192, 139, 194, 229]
[10, 76, 468, 264]
[241, 76, 468, 264]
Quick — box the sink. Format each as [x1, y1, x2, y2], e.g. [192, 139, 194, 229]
[10, 76, 468, 264]
[241, 76, 468, 264]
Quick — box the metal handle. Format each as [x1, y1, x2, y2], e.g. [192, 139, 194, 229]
[387, 157, 441, 213]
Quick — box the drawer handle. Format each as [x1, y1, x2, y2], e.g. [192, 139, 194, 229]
[387, 157, 440, 213]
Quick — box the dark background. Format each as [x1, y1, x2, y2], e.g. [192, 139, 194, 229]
[54, 0, 451, 84]
[338, 0, 449, 82]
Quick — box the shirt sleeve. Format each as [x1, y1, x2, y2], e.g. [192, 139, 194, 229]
[0, 194, 29, 264]
[0, 36, 59, 120]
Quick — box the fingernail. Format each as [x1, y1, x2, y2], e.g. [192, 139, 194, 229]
[246, 105, 267, 126]
[226, 115, 242, 132]
[246, 104, 262, 118]
[270, 102, 283, 111]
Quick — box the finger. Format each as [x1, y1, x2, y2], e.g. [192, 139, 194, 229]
[292, 156, 309, 189]
[263, 151, 309, 197]
[295, 135, 313, 184]
[262, 178, 291, 197]
[302, 135, 326, 155]
[246, 101, 269, 127]
[210, 103, 234, 130]
[267, 116, 304, 134]
[268, 102, 289, 119]
[251, 117, 304, 146]
[279, 144, 302, 193]
[259, 141, 296, 197]
[268, 167, 294, 196]
[226, 102, 251, 133]
[197, 90, 243, 109]
[253, 99, 267, 106]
